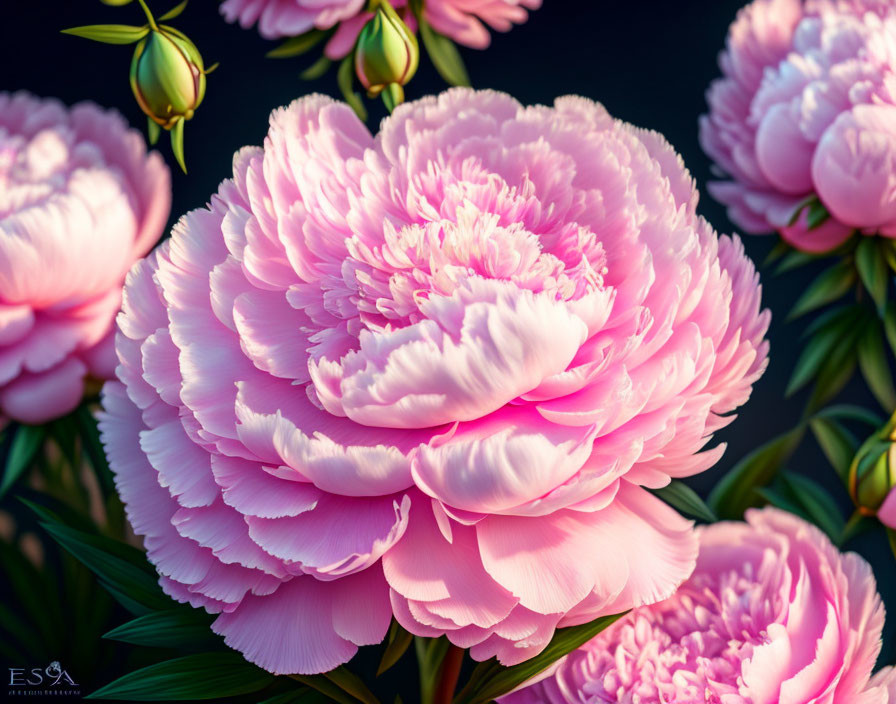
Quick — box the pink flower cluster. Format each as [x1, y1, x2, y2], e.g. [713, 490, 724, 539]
[0, 92, 170, 424]
[505, 509, 896, 704]
[220, 0, 540, 57]
[100, 88, 768, 675]
[701, 0, 896, 252]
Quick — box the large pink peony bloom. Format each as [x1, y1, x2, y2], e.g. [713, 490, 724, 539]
[504, 508, 896, 704]
[100, 88, 769, 675]
[701, 0, 896, 252]
[220, 0, 540, 56]
[0, 92, 170, 424]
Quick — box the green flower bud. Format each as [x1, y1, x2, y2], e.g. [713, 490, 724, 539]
[354, 0, 418, 103]
[849, 418, 896, 516]
[130, 25, 206, 129]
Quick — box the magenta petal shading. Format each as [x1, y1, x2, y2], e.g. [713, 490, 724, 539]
[504, 508, 891, 704]
[102, 89, 768, 673]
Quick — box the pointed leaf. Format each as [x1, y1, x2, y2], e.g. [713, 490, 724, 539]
[104, 609, 218, 649]
[786, 317, 851, 397]
[170, 119, 187, 173]
[322, 667, 379, 704]
[158, 0, 188, 22]
[775, 249, 818, 275]
[87, 652, 274, 700]
[780, 472, 845, 542]
[76, 405, 115, 497]
[290, 676, 363, 704]
[649, 480, 716, 522]
[419, 19, 470, 87]
[810, 417, 858, 483]
[763, 239, 791, 267]
[147, 118, 161, 145]
[301, 56, 332, 80]
[857, 321, 896, 411]
[806, 199, 831, 229]
[1, 424, 45, 497]
[707, 428, 804, 520]
[101, 0, 135, 5]
[855, 237, 889, 313]
[267, 30, 326, 58]
[788, 261, 856, 320]
[378, 620, 414, 676]
[338, 56, 367, 122]
[61, 24, 149, 44]
[787, 194, 818, 226]
[806, 336, 859, 414]
[813, 404, 883, 428]
[454, 612, 628, 704]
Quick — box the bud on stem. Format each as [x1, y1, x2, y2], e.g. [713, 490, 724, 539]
[354, 0, 418, 108]
[849, 412, 896, 519]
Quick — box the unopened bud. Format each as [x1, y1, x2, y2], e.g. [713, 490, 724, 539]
[849, 419, 896, 521]
[354, 1, 418, 104]
[130, 26, 207, 129]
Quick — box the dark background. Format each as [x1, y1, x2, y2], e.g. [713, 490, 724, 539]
[2, 0, 895, 698]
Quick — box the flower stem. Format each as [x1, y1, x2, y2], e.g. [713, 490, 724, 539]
[136, 0, 159, 31]
[433, 644, 464, 704]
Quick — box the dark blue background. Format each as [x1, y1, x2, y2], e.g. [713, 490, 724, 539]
[3, 0, 894, 693]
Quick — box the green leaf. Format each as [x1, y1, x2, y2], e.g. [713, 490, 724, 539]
[885, 303, 896, 359]
[267, 30, 326, 58]
[786, 316, 851, 397]
[101, 0, 136, 5]
[787, 194, 818, 226]
[775, 249, 818, 275]
[290, 675, 365, 704]
[23, 500, 169, 613]
[762, 239, 792, 267]
[76, 404, 116, 498]
[416, 637, 452, 704]
[419, 19, 470, 87]
[707, 428, 804, 520]
[170, 118, 187, 174]
[321, 667, 380, 704]
[104, 609, 218, 649]
[806, 335, 859, 414]
[780, 472, 845, 542]
[857, 321, 896, 411]
[810, 417, 858, 483]
[788, 261, 856, 320]
[378, 620, 414, 676]
[1, 424, 45, 497]
[338, 56, 368, 122]
[88, 652, 274, 700]
[301, 56, 332, 80]
[649, 480, 716, 522]
[855, 237, 889, 313]
[813, 404, 883, 428]
[454, 612, 627, 704]
[259, 690, 331, 704]
[147, 118, 161, 145]
[806, 199, 831, 229]
[158, 0, 188, 22]
[61, 24, 149, 44]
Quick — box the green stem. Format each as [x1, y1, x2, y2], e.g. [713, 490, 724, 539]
[135, 0, 159, 31]
[433, 645, 464, 704]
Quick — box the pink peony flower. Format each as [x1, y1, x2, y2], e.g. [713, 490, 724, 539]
[220, 0, 541, 57]
[0, 92, 170, 424]
[504, 508, 896, 704]
[700, 0, 896, 252]
[100, 88, 769, 675]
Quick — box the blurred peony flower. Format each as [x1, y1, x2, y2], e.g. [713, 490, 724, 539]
[701, 0, 896, 252]
[0, 92, 170, 424]
[220, 0, 540, 57]
[100, 88, 768, 675]
[504, 508, 896, 704]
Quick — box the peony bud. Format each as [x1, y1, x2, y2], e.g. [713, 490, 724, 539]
[354, 0, 418, 108]
[130, 26, 206, 129]
[849, 418, 896, 522]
